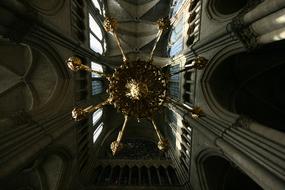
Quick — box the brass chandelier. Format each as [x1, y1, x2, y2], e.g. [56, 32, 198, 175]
[66, 17, 207, 155]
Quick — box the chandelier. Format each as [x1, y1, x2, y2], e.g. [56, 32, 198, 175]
[66, 17, 207, 155]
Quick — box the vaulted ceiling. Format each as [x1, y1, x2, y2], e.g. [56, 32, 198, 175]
[104, 0, 171, 67]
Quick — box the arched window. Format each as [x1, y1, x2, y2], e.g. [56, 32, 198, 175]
[88, 0, 106, 54]
[92, 109, 103, 143]
[89, 14, 104, 54]
[92, 108, 103, 125]
[91, 62, 103, 78]
[168, 15, 184, 57]
[169, 0, 187, 56]
[89, 14, 103, 40]
[171, 0, 185, 17]
[93, 122, 103, 143]
[169, 64, 181, 98]
[91, 62, 104, 95]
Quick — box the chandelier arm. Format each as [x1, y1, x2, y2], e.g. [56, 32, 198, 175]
[149, 17, 170, 62]
[65, 57, 107, 77]
[149, 30, 163, 62]
[71, 99, 111, 121]
[113, 31, 128, 63]
[151, 119, 169, 152]
[111, 115, 129, 155]
[116, 115, 129, 142]
[151, 119, 163, 142]
[104, 17, 128, 63]
[87, 98, 112, 113]
[81, 65, 107, 77]
[170, 56, 208, 76]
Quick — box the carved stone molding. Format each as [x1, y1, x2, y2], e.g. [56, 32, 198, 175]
[235, 27, 259, 50]
[233, 116, 253, 129]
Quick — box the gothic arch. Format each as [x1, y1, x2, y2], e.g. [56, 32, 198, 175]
[196, 150, 262, 190]
[36, 146, 73, 190]
[26, 38, 70, 117]
[206, 0, 248, 21]
[203, 41, 285, 132]
[201, 43, 245, 122]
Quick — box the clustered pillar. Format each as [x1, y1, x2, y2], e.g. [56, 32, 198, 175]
[243, 0, 285, 44]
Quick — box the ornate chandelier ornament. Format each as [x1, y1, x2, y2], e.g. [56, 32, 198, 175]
[66, 16, 207, 155]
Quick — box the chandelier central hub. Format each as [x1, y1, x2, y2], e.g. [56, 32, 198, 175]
[125, 79, 149, 100]
[107, 60, 167, 119]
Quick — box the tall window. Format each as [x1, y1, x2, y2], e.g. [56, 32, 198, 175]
[93, 123, 103, 143]
[91, 62, 104, 95]
[89, 14, 104, 54]
[171, 0, 185, 17]
[92, 109, 103, 143]
[89, 0, 106, 54]
[169, 64, 180, 99]
[91, 62, 103, 78]
[169, 17, 184, 57]
[92, 109, 103, 125]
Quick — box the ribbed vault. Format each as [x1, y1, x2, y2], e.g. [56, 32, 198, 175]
[104, 0, 171, 67]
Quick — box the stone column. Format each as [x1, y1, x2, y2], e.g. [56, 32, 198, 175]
[231, 0, 285, 47]
[257, 26, 285, 44]
[97, 166, 106, 185]
[147, 167, 152, 185]
[138, 167, 142, 185]
[188, 113, 285, 190]
[243, 0, 285, 24]
[165, 167, 172, 185]
[251, 8, 285, 35]
[109, 166, 114, 184]
[216, 138, 285, 190]
[118, 167, 123, 185]
[128, 167, 132, 185]
[156, 167, 162, 185]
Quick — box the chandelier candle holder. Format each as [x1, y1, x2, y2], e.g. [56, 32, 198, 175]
[67, 16, 205, 155]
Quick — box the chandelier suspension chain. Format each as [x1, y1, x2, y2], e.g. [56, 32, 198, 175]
[113, 31, 128, 63]
[104, 17, 128, 63]
[149, 29, 163, 61]
[151, 119, 163, 142]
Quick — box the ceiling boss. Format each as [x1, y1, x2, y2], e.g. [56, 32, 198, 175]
[66, 16, 206, 156]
